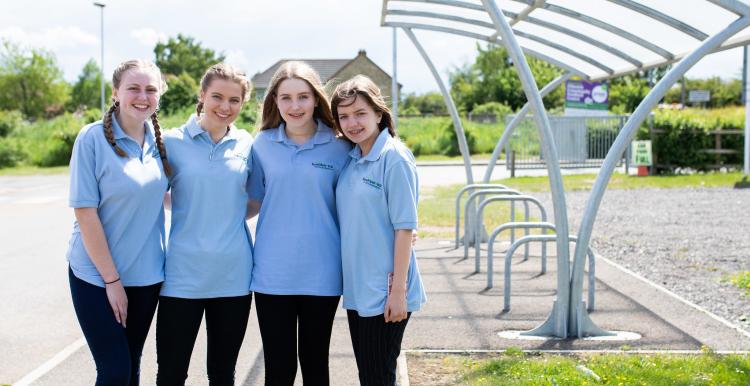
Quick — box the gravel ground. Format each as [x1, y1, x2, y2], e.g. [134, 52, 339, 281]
[528, 187, 750, 330]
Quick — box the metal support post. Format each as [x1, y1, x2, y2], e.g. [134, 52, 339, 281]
[482, 0, 572, 338]
[572, 15, 750, 337]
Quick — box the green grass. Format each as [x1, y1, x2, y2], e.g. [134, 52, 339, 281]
[415, 153, 493, 162]
[0, 165, 68, 176]
[437, 351, 750, 385]
[729, 271, 750, 296]
[418, 171, 744, 238]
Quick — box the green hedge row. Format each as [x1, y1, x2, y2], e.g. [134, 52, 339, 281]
[646, 107, 745, 171]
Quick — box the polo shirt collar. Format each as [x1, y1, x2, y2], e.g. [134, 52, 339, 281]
[186, 114, 240, 142]
[350, 128, 391, 163]
[111, 114, 155, 143]
[110, 114, 128, 140]
[272, 119, 334, 149]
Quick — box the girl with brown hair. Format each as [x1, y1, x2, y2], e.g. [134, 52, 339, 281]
[331, 75, 426, 386]
[66, 59, 170, 385]
[248, 61, 351, 385]
[156, 63, 255, 386]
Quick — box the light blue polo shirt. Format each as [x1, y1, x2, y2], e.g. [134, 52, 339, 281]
[249, 120, 351, 296]
[161, 115, 254, 299]
[336, 129, 427, 317]
[67, 117, 168, 288]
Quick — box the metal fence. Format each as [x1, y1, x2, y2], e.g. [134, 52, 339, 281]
[504, 115, 631, 169]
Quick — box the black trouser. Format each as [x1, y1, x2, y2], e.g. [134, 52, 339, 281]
[155, 294, 252, 386]
[69, 268, 161, 386]
[347, 310, 411, 386]
[254, 293, 340, 386]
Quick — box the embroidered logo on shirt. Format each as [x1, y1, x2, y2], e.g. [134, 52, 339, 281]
[312, 162, 335, 171]
[362, 177, 382, 190]
[151, 148, 161, 158]
[233, 152, 248, 162]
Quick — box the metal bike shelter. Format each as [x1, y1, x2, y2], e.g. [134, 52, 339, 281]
[381, 0, 750, 338]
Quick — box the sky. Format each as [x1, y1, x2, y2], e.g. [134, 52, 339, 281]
[0, 0, 747, 95]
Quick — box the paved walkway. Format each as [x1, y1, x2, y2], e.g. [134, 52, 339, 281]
[2, 168, 746, 385]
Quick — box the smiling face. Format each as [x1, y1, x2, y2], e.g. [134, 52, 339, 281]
[275, 78, 317, 131]
[112, 67, 161, 124]
[336, 94, 382, 154]
[199, 78, 244, 131]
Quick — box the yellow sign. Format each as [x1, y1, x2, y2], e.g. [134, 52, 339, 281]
[631, 140, 652, 166]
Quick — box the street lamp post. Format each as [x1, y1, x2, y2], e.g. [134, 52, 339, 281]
[93, 2, 106, 112]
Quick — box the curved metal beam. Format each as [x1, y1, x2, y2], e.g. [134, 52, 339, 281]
[401, 27, 473, 187]
[383, 21, 591, 79]
[518, 1, 675, 59]
[608, 0, 708, 40]
[387, 9, 615, 73]
[388, 8, 643, 67]
[572, 15, 750, 337]
[482, 0, 572, 338]
[513, 30, 614, 74]
[709, 0, 750, 16]
[510, 0, 545, 26]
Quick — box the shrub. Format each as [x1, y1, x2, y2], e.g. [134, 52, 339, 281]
[0, 137, 23, 167]
[0, 110, 24, 137]
[651, 107, 743, 172]
[438, 122, 476, 156]
[471, 101, 512, 118]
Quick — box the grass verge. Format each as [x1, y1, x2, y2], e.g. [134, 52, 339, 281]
[0, 165, 68, 176]
[418, 171, 744, 238]
[729, 271, 750, 296]
[408, 351, 750, 385]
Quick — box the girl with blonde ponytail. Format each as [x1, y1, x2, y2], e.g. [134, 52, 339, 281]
[66, 59, 170, 385]
[156, 63, 255, 385]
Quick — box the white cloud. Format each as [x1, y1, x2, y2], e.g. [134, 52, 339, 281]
[0, 26, 97, 50]
[130, 28, 167, 47]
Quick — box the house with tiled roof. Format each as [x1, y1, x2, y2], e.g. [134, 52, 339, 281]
[252, 50, 400, 103]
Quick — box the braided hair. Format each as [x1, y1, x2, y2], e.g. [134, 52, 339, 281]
[102, 101, 127, 157]
[103, 59, 172, 176]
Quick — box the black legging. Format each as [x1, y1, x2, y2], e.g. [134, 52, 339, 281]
[254, 293, 340, 386]
[347, 310, 411, 386]
[69, 268, 161, 386]
[155, 294, 252, 386]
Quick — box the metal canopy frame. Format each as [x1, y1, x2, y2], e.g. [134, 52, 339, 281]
[382, 0, 750, 338]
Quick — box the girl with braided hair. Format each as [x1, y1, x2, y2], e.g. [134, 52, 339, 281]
[156, 63, 255, 386]
[66, 59, 170, 385]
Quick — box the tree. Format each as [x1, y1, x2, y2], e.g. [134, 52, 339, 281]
[401, 92, 447, 115]
[608, 65, 670, 113]
[154, 34, 225, 81]
[68, 59, 111, 112]
[449, 43, 564, 113]
[160, 72, 199, 114]
[0, 40, 70, 119]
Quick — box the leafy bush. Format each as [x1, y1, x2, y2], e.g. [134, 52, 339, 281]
[13, 113, 83, 166]
[0, 110, 23, 137]
[651, 107, 743, 171]
[471, 101, 512, 118]
[0, 137, 23, 167]
[438, 122, 477, 156]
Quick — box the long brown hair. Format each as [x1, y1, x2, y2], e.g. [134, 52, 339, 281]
[196, 63, 252, 117]
[331, 74, 396, 138]
[103, 59, 172, 176]
[259, 61, 335, 131]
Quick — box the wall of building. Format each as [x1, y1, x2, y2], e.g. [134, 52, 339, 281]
[326, 55, 399, 104]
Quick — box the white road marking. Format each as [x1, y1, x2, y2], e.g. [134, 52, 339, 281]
[13, 337, 86, 386]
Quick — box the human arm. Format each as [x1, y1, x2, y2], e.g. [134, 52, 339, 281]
[246, 199, 261, 220]
[385, 229, 412, 323]
[383, 159, 419, 323]
[74, 208, 128, 327]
